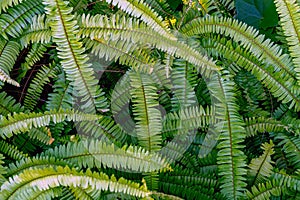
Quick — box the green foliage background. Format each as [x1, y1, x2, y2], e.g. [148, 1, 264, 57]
[0, 0, 300, 199]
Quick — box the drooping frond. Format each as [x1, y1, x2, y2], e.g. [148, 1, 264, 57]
[181, 16, 296, 83]
[0, 166, 151, 199]
[0, 140, 28, 161]
[0, 92, 23, 115]
[129, 70, 162, 151]
[0, 68, 19, 86]
[274, 0, 300, 83]
[104, 0, 175, 40]
[0, 109, 101, 138]
[248, 141, 275, 185]
[24, 63, 57, 110]
[208, 73, 247, 199]
[78, 13, 221, 77]
[43, 0, 107, 113]
[202, 36, 300, 110]
[0, 0, 44, 39]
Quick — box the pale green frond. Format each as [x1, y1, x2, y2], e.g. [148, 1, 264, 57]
[43, 139, 171, 172]
[0, 154, 7, 185]
[181, 16, 296, 82]
[0, 166, 150, 199]
[20, 43, 48, 72]
[24, 63, 58, 110]
[0, 0, 23, 13]
[129, 70, 162, 152]
[43, 0, 108, 113]
[0, 0, 44, 39]
[104, 0, 175, 40]
[208, 73, 247, 199]
[274, 0, 300, 83]
[78, 13, 221, 77]
[0, 92, 23, 115]
[0, 68, 19, 86]
[248, 141, 275, 185]
[19, 14, 51, 47]
[0, 109, 101, 139]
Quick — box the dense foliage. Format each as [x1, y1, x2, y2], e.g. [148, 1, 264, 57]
[1, 0, 300, 199]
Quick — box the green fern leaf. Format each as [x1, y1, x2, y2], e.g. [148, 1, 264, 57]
[0, 166, 150, 199]
[0, 0, 23, 13]
[43, 0, 107, 113]
[0, 39, 20, 75]
[0, 0, 44, 39]
[248, 140, 275, 185]
[0, 140, 28, 161]
[0, 109, 101, 138]
[274, 0, 300, 84]
[246, 180, 283, 200]
[0, 92, 23, 115]
[0, 68, 19, 86]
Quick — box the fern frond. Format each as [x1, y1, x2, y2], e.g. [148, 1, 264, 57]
[0, 40, 20, 74]
[0, 166, 150, 199]
[19, 14, 51, 47]
[0, 109, 101, 138]
[0, 92, 23, 115]
[78, 13, 221, 77]
[24, 63, 57, 110]
[208, 73, 247, 199]
[129, 70, 162, 151]
[27, 127, 54, 145]
[0, 154, 7, 185]
[274, 0, 300, 83]
[43, 139, 171, 172]
[20, 43, 48, 72]
[0, 0, 22, 13]
[181, 16, 296, 82]
[46, 72, 74, 110]
[276, 133, 300, 169]
[104, 0, 175, 40]
[203, 36, 300, 110]
[246, 180, 283, 199]
[0, 140, 28, 161]
[43, 0, 108, 113]
[245, 117, 289, 137]
[0, 68, 19, 86]
[0, 0, 44, 39]
[248, 141, 275, 185]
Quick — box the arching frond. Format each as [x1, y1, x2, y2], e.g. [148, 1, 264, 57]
[0, 40, 20, 74]
[246, 180, 283, 199]
[43, 0, 107, 113]
[0, 0, 23, 13]
[277, 133, 300, 169]
[0, 0, 44, 39]
[0, 109, 101, 138]
[104, 0, 175, 40]
[274, 0, 300, 83]
[0, 166, 150, 199]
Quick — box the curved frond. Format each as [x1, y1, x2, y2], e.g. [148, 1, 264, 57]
[104, 0, 175, 40]
[274, 0, 300, 83]
[277, 133, 300, 169]
[43, 0, 107, 113]
[0, 92, 23, 115]
[0, 0, 23, 13]
[0, 140, 28, 161]
[0, 166, 150, 199]
[0, 40, 20, 74]
[246, 180, 283, 199]
[0, 109, 101, 138]
[0, 0, 44, 39]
